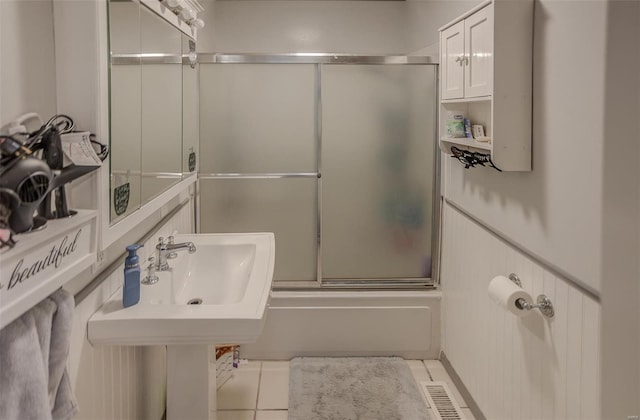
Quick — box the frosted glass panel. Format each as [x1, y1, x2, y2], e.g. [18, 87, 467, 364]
[199, 64, 316, 173]
[200, 179, 317, 281]
[322, 65, 436, 279]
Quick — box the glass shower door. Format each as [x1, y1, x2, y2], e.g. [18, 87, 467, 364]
[198, 63, 318, 282]
[198, 56, 438, 287]
[321, 65, 437, 281]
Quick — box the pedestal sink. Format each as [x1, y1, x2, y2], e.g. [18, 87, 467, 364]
[88, 233, 275, 420]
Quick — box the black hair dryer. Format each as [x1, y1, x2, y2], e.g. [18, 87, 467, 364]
[0, 150, 52, 233]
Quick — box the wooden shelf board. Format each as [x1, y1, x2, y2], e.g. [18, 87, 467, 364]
[441, 96, 492, 104]
[440, 137, 492, 151]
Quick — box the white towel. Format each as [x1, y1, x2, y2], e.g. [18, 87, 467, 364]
[0, 289, 78, 420]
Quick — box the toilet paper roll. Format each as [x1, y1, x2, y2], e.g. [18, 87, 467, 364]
[488, 275, 533, 317]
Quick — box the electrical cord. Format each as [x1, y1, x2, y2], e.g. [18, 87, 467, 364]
[0, 135, 34, 174]
[89, 133, 109, 161]
[24, 114, 75, 152]
[6, 114, 108, 162]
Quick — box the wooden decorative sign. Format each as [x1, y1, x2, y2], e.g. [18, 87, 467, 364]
[0, 210, 97, 329]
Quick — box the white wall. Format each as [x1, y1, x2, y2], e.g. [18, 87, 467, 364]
[199, 0, 407, 53]
[599, 1, 640, 417]
[198, 0, 474, 55]
[440, 0, 640, 418]
[405, 0, 477, 55]
[0, 0, 57, 126]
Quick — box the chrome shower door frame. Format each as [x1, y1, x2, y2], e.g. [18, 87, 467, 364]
[197, 53, 440, 290]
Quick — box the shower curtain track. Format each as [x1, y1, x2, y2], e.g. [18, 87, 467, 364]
[197, 53, 437, 65]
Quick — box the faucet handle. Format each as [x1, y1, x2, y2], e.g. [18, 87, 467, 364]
[158, 236, 166, 246]
[166, 235, 178, 259]
[142, 255, 159, 285]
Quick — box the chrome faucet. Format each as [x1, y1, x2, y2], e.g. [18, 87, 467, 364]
[155, 236, 196, 271]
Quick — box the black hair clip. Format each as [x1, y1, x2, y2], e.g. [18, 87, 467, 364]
[450, 146, 474, 169]
[450, 146, 501, 172]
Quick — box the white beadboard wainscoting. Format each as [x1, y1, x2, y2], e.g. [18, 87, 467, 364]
[68, 202, 193, 420]
[440, 201, 600, 420]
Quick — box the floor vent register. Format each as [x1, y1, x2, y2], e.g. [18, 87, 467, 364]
[420, 381, 466, 420]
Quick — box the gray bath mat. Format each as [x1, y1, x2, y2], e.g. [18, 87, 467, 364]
[289, 357, 431, 420]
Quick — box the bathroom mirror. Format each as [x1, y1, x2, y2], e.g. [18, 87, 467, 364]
[108, 0, 193, 224]
[109, 0, 142, 222]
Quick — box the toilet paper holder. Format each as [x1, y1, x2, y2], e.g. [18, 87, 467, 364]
[508, 273, 555, 318]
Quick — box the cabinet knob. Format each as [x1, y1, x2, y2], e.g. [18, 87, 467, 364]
[455, 55, 469, 65]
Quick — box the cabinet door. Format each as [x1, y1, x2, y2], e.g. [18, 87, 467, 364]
[440, 21, 465, 100]
[464, 5, 493, 97]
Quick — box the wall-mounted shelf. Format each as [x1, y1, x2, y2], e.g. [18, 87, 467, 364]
[441, 96, 492, 104]
[0, 210, 98, 329]
[438, 0, 533, 171]
[440, 137, 492, 151]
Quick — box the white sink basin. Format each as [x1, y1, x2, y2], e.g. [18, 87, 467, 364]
[88, 233, 275, 346]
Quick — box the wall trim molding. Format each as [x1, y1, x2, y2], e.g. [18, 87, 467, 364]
[444, 198, 600, 302]
[440, 351, 486, 420]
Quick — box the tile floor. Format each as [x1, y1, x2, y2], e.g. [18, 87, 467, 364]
[215, 359, 475, 420]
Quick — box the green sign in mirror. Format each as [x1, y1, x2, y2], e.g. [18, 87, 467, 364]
[113, 183, 130, 216]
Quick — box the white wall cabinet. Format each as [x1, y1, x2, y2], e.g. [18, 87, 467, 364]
[441, 6, 492, 100]
[463, 6, 493, 98]
[440, 21, 465, 100]
[438, 0, 533, 171]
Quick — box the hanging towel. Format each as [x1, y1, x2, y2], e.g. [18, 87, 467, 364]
[48, 289, 78, 420]
[0, 289, 78, 420]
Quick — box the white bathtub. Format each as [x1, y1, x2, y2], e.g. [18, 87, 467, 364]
[240, 290, 441, 360]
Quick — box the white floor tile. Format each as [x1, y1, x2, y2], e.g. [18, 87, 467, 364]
[215, 410, 255, 420]
[217, 362, 262, 410]
[426, 366, 468, 408]
[423, 359, 443, 370]
[257, 362, 289, 410]
[407, 360, 431, 384]
[255, 410, 288, 420]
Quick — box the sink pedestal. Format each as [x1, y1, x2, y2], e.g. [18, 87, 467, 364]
[167, 345, 217, 420]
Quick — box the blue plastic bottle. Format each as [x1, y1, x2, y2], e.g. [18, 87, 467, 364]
[123, 244, 143, 307]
